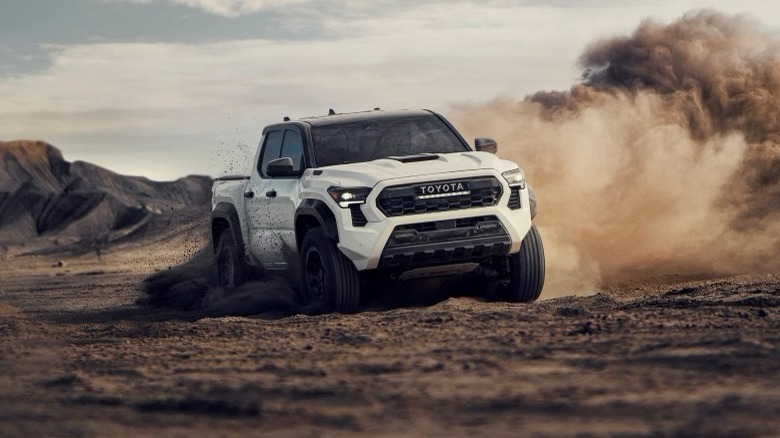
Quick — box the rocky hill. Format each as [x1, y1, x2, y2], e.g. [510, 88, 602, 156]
[0, 140, 212, 252]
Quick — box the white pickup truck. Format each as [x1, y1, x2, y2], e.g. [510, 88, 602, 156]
[211, 109, 544, 312]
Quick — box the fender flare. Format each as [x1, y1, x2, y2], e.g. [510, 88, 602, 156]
[294, 198, 339, 249]
[211, 202, 246, 256]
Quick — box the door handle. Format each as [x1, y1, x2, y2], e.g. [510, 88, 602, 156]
[265, 189, 277, 198]
[244, 191, 254, 199]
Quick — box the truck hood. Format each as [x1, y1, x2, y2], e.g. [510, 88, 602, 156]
[308, 152, 518, 188]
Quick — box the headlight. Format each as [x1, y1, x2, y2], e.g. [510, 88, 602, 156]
[501, 167, 526, 189]
[328, 187, 371, 208]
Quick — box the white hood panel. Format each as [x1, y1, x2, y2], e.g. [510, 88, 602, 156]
[311, 152, 517, 188]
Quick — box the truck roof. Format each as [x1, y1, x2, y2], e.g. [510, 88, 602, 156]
[298, 109, 434, 127]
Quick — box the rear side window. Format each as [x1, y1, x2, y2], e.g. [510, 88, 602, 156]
[280, 130, 304, 173]
[259, 130, 283, 176]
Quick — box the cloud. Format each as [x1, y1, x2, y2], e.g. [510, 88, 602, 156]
[0, 2, 593, 177]
[114, 0, 310, 17]
[2, 1, 780, 179]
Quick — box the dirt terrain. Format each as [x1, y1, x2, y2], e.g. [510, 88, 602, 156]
[4, 11, 780, 436]
[1, 242, 778, 437]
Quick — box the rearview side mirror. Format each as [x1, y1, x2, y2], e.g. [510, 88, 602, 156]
[266, 156, 298, 178]
[475, 138, 498, 154]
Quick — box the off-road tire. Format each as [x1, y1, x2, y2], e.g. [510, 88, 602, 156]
[301, 228, 360, 313]
[497, 223, 545, 302]
[214, 230, 247, 289]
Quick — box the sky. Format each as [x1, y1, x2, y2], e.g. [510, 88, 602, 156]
[1, 0, 779, 180]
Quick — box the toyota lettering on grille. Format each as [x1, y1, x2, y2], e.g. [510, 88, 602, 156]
[414, 181, 471, 199]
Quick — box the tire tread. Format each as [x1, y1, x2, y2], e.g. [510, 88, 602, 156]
[302, 228, 360, 313]
[215, 231, 247, 288]
[507, 223, 545, 302]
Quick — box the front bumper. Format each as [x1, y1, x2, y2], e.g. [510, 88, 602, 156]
[379, 215, 511, 269]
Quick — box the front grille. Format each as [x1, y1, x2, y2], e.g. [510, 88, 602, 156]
[350, 204, 368, 227]
[507, 188, 521, 209]
[376, 177, 502, 217]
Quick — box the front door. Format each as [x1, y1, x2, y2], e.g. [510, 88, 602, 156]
[244, 127, 305, 269]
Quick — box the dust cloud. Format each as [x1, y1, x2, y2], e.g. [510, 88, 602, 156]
[452, 10, 780, 295]
[140, 246, 300, 317]
[140, 246, 469, 315]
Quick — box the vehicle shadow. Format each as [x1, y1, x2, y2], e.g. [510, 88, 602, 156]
[45, 244, 492, 325]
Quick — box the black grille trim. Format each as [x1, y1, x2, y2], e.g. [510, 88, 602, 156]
[393, 215, 498, 235]
[507, 188, 521, 210]
[376, 177, 502, 217]
[350, 204, 368, 227]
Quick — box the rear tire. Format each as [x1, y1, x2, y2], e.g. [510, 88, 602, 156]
[301, 228, 360, 313]
[496, 223, 545, 302]
[214, 230, 247, 289]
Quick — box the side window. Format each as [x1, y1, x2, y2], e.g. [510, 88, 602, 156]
[259, 130, 283, 176]
[280, 129, 305, 172]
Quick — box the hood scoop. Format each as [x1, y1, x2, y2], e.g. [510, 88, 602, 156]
[386, 154, 440, 163]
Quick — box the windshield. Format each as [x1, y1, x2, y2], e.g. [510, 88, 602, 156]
[311, 115, 468, 167]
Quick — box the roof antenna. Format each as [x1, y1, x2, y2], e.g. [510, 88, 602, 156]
[328, 108, 336, 115]
[283, 116, 290, 121]
[374, 107, 380, 111]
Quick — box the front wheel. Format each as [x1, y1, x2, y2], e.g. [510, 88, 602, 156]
[494, 223, 545, 302]
[300, 228, 360, 313]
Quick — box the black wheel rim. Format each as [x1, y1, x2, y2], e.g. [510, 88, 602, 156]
[305, 248, 327, 301]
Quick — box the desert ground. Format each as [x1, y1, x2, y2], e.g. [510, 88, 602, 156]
[1, 233, 779, 437]
[4, 9, 780, 436]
